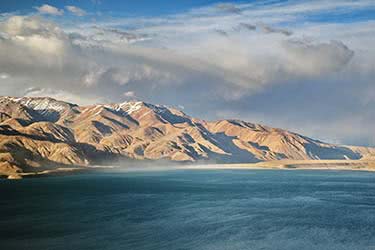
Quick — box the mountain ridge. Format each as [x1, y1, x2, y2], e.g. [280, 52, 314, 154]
[0, 96, 374, 178]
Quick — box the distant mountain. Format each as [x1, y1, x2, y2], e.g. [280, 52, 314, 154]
[0, 96, 374, 177]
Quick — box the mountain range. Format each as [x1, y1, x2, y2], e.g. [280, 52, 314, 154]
[0, 96, 374, 178]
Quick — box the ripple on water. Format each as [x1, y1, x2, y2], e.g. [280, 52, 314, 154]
[0, 169, 375, 250]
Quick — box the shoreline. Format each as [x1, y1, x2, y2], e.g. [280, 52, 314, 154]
[4, 159, 375, 179]
[182, 160, 375, 172]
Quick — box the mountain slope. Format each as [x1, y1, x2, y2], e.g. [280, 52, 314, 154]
[0, 96, 374, 177]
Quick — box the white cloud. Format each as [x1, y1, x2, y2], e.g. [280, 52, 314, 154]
[24, 87, 103, 105]
[35, 4, 64, 16]
[0, 73, 9, 79]
[82, 66, 107, 86]
[65, 6, 86, 16]
[123, 91, 136, 98]
[0, 16, 194, 102]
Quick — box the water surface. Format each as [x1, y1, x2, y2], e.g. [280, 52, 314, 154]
[1, 169, 375, 250]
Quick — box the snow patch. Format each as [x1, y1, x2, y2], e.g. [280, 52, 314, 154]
[20, 99, 67, 112]
[115, 101, 143, 114]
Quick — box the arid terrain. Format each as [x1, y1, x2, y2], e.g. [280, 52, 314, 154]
[1, 96, 375, 179]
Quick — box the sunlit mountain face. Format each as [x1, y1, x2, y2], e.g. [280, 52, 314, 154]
[0, 0, 375, 147]
[1, 96, 375, 178]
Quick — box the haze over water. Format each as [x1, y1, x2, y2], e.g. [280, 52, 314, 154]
[1, 169, 375, 250]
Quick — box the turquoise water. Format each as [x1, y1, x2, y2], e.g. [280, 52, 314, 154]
[1, 169, 375, 250]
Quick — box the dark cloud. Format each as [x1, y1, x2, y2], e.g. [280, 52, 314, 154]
[258, 23, 293, 36]
[231, 23, 291, 36]
[214, 29, 228, 36]
[92, 26, 149, 43]
[235, 23, 256, 31]
[282, 39, 354, 75]
[215, 3, 242, 14]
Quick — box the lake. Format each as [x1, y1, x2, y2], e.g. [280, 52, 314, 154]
[1, 169, 375, 250]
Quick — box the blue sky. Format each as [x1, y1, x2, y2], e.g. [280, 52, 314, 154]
[0, 0, 375, 146]
[1, 0, 239, 16]
[2, 1, 241, 14]
[2, 0, 375, 22]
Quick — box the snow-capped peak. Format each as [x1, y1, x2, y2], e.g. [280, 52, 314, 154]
[0, 96, 76, 115]
[116, 101, 143, 114]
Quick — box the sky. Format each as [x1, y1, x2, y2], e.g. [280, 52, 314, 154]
[0, 0, 374, 146]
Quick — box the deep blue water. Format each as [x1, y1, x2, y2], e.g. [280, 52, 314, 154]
[1, 169, 375, 250]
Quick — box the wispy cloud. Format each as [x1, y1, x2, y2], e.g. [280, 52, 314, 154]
[65, 6, 86, 16]
[35, 4, 64, 16]
[91, 26, 150, 43]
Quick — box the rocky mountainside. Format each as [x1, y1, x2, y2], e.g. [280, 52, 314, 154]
[0, 96, 374, 177]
